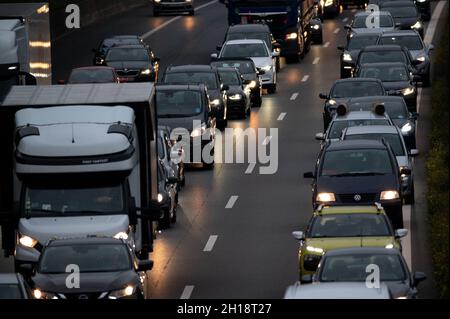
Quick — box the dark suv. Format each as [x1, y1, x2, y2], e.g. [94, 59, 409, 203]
[304, 139, 408, 228]
[161, 65, 229, 130]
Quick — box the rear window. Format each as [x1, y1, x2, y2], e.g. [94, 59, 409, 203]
[328, 119, 391, 139]
[379, 35, 424, 51]
[352, 15, 394, 28]
[331, 82, 385, 98]
[164, 72, 218, 89]
[344, 133, 406, 156]
[359, 51, 407, 64]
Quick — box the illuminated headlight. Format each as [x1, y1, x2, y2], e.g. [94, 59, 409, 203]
[411, 21, 422, 29]
[190, 125, 206, 137]
[286, 32, 298, 40]
[396, 296, 408, 299]
[108, 285, 136, 299]
[248, 80, 257, 88]
[140, 68, 152, 75]
[211, 99, 221, 107]
[306, 246, 324, 254]
[402, 87, 415, 96]
[416, 56, 426, 62]
[349, 33, 354, 38]
[8, 66, 18, 70]
[311, 24, 320, 30]
[328, 99, 337, 106]
[401, 122, 413, 133]
[324, 0, 334, 6]
[114, 231, 129, 240]
[380, 190, 400, 200]
[316, 192, 336, 202]
[261, 65, 272, 72]
[154, 0, 161, 3]
[343, 53, 352, 62]
[33, 289, 58, 299]
[19, 234, 38, 248]
[416, 0, 426, 2]
[229, 94, 243, 100]
[157, 193, 164, 203]
[385, 244, 394, 249]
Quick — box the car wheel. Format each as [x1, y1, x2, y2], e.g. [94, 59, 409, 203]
[217, 118, 227, 131]
[246, 106, 251, 118]
[391, 211, 404, 229]
[159, 208, 171, 229]
[316, 34, 323, 45]
[189, 10, 195, 16]
[153, 10, 159, 17]
[285, 55, 299, 63]
[422, 72, 431, 87]
[267, 84, 277, 94]
[252, 96, 262, 108]
[405, 183, 415, 205]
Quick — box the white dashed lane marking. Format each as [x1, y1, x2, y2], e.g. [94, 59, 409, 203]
[180, 285, 195, 299]
[312, 57, 320, 65]
[290, 93, 299, 100]
[277, 112, 287, 121]
[225, 195, 239, 209]
[301, 75, 310, 82]
[203, 235, 218, 252]
[323, 41, 330, 48]
[333, 28, 340, 34]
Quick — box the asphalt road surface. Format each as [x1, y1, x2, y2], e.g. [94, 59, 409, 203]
[1, 0, 447, 299]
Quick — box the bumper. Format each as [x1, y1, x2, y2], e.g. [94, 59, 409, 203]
[227, 100, 247, 116]
[340, 61, 354, 77]
[154, 2, 193, 13]
[250, 86, 262, 101]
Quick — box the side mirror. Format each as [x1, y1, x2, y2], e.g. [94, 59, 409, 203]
[303, 171, 314, 179]
[395, 22, 401, 27]
[428, 44, 434, 51]
[337, 45, 345, 51]
[409, 149, 419, 157]
[413, 272, 426, 286]
[18, 263, 35, 277]
[319, 93, 328, 100]
[216, 45, 222, 51]
[137, 260, 154, 272]
[272, 51, 280, 58]
[395, 228, 409, 238]
[221, 84, 229, 91]
[210, 53, 218, 60]
[301, 274, 313, 284]
[344, 25, 351, 30]
[273, 42, 281, 49]
[57, 80, 65, 85]
[400, 167, 411, 175]
[137, 202, 165, 221]
[315, 133, 325, 141]
[410, 112, 419, 120]
[257, 69, 266, 75]
[292, 231, 305, 241]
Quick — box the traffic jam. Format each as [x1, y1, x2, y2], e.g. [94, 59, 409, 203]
[0, 0, 446, 300]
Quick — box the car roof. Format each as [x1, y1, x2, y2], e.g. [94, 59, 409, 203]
[108, 44, 146, 49]
[362, 44, 403, 51]
[224, 39, 266, 45]
[166, 64, 216, 72]
[284, 282, 391, 299]
[156, 83, 205, 91]
[350, 31, 383, 37]
[47, 237, 126, 247]
[228, 24, 270, 32]
[360, 61, 408, 68]
[348, 95, 405, 103]
[212, 57, 255, 63]
[317, 205, 385, 215]
[334, 77, 382, 84]
[354, 10, 392, 17]
[344, 125, 399, 135]
[324, 247, 401, 256]
[216, 67, 239, 72]
[71, 66, 115, 71]
[380, 30, 421, 37]
[381, 1, 416, 7]
[325, 139, 388, 151]
[334, 110, 390, 121]
[0, 273, 19, 284]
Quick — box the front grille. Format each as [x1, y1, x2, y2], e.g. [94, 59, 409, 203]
[116, 69, 139, 77]
[338, 193, 378, 203]
[62, 292, 105, 299]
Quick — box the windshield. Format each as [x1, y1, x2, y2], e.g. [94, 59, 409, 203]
[23, 182, 125, 217]
[157, 90, 203, 117]
[345, 133, 405, 156]
[100, 38, 141, 54]
[359, 65, 409, 82]
[105, 48, 149, 62]
[321, 149, 394, 176]
[219, 71, 241, 85]
[310, 214, 391, 238]
[211, 61, 255, 74]
[359, 51, 408, 64]
[226, 32, 271, 48]
[349, 101, 409, 119]
[164, 72, 218, 89]
[347, 35, 380, 50]
[69, 69, 115, 84]
[382, 6, 417, 18]
[328, 119, 391, 139]
[352, 15, 394, 28]
[379, 35, 423, 50]
[221, 43, 269, 58]
[320, 254, 407, 282]
[0, 284, 22, 299]
[39, 244, 131, 274]
[331, 82, 385, 98]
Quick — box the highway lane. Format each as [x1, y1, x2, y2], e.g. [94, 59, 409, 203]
[0, 1, 444, 299]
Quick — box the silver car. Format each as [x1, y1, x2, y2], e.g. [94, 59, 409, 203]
[158, 125, 185, 188]
[0, 273, 30, 299]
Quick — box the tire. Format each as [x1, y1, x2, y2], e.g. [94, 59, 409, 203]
[422, 72, 431, 87]
[267, 84, 277, 94]
[315, 35, 323, 45]
[391, 211, 404, 229]
[136, 248, 149, 260]
[285, 54, 299, 64]
[180, 176, 186, 187]
[216, 118, 227, 131]
[153, 10, 159, 17]
[405, 183, 415, 205]
[246, 106, 251, 118]
[159, 208, 171, 229]
[252, 96, 262, 108]
[189, 10, 195, 16]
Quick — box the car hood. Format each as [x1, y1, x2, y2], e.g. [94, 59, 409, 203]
[305, 237, 396, 253]
[383, 81, 411, 91]
[393, 17, 419, 28]
[241, 73, 258, 81]
[384, 281, 412, 299]
[249, 57, 272, 69]
[317, 175, 398, 194]
[19, 215, 129, 246]
[33, 271, 137, 294]
[226, 85, 245, 95]
[106, 61, 150, 70]
[158, 115, 204, 133]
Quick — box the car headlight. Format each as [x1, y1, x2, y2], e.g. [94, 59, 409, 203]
[402, 87, 415, 96]
[33, 289, 58, 299]
[154, 0, 161, 3]
[401, 122, 413, 133]
[306, 246, 324, 254]
[328, 99, 337, 106]
[140, 68, 152, 75]
[380, 190, 400, 200]
[416, 0, 426, 2]
[343, 53, 352, 62]
[19, 234, 38, 248]
[157, 193, 164, 203]
[411, 21, 422, 29]
[261, 65, 272, 72]
[385, 244, 394, 249]
[316, 192, 336, 203]
[247, 80, 257, 89]
[311, 24, 320, 30]
[286, 32, 298, 40]
[108, 285, 136, 299]
[190, 124, 206, 137]
[210, 99, 221, 107]
[8, 66, 18, 70]
[228, 93, 243, 100]
[324, 0, 334, 6]
[114, 231, 129, 240]
[416, 56, 426, 62]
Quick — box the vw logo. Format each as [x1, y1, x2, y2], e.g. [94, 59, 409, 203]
[354, 194, 362, 202]
[78, 294, 89, 299]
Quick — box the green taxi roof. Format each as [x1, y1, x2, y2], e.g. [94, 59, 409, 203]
[314, 205, 385, 216]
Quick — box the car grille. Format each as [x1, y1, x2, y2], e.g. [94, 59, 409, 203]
[116, 69, 139, 77]
[60, 292, 107, 299]
[337, 193, 378, 203]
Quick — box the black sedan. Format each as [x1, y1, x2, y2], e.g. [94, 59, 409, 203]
[92, 35, 152, 66]
[104, 44, 160, 82]
[319, 78, 386, 130]
[211, 58, 263, 108]
[338, 32, 381, 78]
[23, 237, 153, 299]
[306, 247, 427, 299]
[216, 67, 250, 119]
[355, 62, 419, 111]
[380, 1, 424, 38]
[304, 139, 409, 228]
[347, 95, 419, 149]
